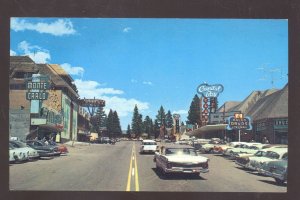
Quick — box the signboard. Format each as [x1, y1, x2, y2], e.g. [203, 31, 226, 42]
[26, 81, 50, 90]
[274, 119, 288, 129]
[31, 118, 47, 125]
[227, 115, 252, 130]
[197, 83, 224, 98]
[26, 92, 49, 100]
[173, 114, 180, 120]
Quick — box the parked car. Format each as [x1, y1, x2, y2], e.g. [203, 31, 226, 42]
[235, 149, 269, 168]
[247, 148, 288, 172]
[262, 155, 288, 185]
[10, 140, 40, 160]
[99, 137, 111, 144]
[26, 140, 61, 157]
[154, 144, 209, 176]
[47, 140, 69, 155]
[9, 143, 29, 163]
[140, 140, 158, 154]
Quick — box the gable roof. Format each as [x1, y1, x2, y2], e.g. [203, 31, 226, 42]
[246, 84, 288, 121]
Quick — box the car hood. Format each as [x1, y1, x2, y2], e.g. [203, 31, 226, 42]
[250, 157, 274, 162]
[165, 155, 208, 163]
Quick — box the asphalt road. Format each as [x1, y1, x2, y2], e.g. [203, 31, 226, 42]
[9, 141, 287, 192]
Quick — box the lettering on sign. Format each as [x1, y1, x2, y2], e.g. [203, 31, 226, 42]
[197, 83, 224, 98]
[227, 116, 252, 130]
[26, 92, 49, 100]
[26, 82, 50, 90]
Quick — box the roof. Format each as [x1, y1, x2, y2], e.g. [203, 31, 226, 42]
[246, 84, 288, 121]
[142, 139, 156, 142]
[186, 124, 227, 136]
[217, 101, 241, 113]
[10, 56, 39, 76]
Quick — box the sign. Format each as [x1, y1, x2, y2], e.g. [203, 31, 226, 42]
[274, 119, 288, 129]
[26, 92, 49, 100]
[227, 116, 252, 130]
[31, 118, 47, 125]
[197, 83, 224, 98]
[173, 114, 180, 120]
[26, 81, 50, 90]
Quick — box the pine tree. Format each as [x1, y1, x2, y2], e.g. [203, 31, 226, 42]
[154, 119, 160, 139]
[131, 105, 143, 138]
[126, 124, 131, 138]
[187, 94, 201, 126]
[143, 116, 153, 138]
[165, 110, 173, 128]
[156, 106, 166, 127]
[112, 111, 122, 137]
[95, 106, 107, 132]
[106, 109, 114, 138]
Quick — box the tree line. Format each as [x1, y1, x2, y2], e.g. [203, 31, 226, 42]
[91, 94, 206, 138]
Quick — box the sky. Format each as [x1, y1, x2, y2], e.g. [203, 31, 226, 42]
[10, 18, 288, 130]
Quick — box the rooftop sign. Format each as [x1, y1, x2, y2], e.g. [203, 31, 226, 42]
[197, 83, 224, 98]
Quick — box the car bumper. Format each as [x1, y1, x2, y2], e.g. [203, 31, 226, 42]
[165, 167, 209, 174]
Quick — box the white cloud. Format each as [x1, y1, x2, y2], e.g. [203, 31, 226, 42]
[74, 79, 149, 118]
[11, 18, 76, 36]
[142, 81, 153, 85]
[123, 27, 132, 33]
[61, 63, 84, 77]
[10, 50, 16, 56]
[172, 110, 188, 115]
[17, 41, 51, 63]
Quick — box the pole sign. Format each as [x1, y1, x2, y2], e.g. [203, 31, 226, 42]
[25, 75, 50, 100]
[197, 83, 224, 98]
[26, 92, 49, 100]
[227, 114, 252, 130]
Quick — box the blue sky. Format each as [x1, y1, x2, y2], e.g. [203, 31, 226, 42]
[10, 18, 288, 130]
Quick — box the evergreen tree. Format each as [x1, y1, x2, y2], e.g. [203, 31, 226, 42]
[112, 111, 122, 137]
[106, 109, 114, 137]
[153, 119, 160, 139]
[95, 106, 107, 132]
[131, 105, 143, 138]
[126, 124, 131, 138]
[156, 106, 166, 127]
[143, 116, 153, 138]
[187, 94, 201, 126]
[165, 110, 173, 128]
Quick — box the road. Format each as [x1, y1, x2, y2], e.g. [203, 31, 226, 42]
[9, 141, 287, 192]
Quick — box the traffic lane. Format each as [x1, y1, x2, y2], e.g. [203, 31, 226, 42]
[9, 142, 133, 191]
[135, 145, 287, 192]
[136, 143, 209, 192]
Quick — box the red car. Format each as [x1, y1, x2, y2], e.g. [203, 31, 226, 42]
[47, 141, 69, 155]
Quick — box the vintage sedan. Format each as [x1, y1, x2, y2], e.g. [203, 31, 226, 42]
[47, 140, 69, 155]
[9, 143, 29, 163]
[154, 144, 209, 176]
[262, 156, 288, 185]
[235, 149, 269, 168]
[26, 140, 61, 157]
[9, 140, 40, 160]
[247, 148, 287, 172]
[140, 140, 158, 154]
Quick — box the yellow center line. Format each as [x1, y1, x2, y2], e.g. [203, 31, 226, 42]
[126, 144, 134, 191]
[125, 142, 140, 192]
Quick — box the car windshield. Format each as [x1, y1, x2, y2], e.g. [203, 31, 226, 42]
[165, 148, 197, 156]
[265, 151, 280, 159]
[143, 142, 157, 145]
[254, 151, 267, 157]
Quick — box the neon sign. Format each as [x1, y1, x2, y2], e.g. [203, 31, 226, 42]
[197, 83, 224, 98]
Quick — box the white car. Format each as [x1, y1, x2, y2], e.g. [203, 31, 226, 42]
[154, 144, 209, 176]
[10, 140, 40, 160]
[140, 140, 158, 154]
[247, 148, 288, 172]
[9, 143, 29, 163]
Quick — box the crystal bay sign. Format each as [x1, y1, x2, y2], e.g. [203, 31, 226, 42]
[197, 83, 224, 98]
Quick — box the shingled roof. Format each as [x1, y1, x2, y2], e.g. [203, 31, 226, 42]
[228, 89, 278, 114]
[10, 56, 39, 75]
[217, 101, 241, 113]
[246, 84, 288, 121]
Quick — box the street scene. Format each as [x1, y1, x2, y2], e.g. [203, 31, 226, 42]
[10, 140, 287, 192]
[9, 18, 288, 192]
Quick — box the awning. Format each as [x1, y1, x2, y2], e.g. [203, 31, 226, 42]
[186, 124, 228, 137]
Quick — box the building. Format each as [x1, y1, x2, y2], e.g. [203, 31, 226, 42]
[9, 56, 82, 142]
[188, 85, 288, 144]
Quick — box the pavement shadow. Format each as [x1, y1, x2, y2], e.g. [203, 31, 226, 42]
[259, 180, 287, 187]
[151, 167, 207, 180]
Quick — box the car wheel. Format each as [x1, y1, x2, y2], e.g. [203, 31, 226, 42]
[275, 178, 285, 185]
